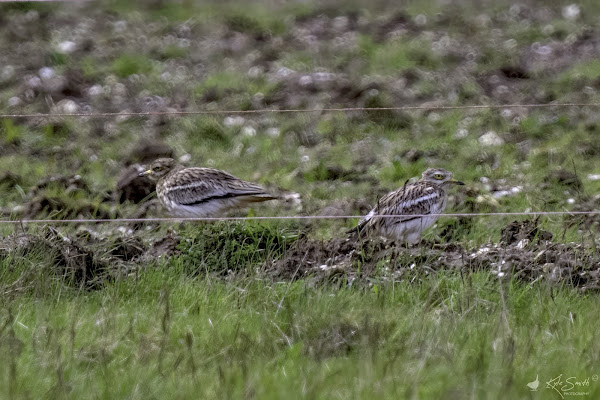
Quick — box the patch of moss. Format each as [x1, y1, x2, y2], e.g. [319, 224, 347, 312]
[111, 54, 154, 78]
[1, 119, 23, 144]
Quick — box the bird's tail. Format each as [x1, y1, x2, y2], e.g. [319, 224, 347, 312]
[242, 193, 279, 203]
[346, 222, 367, 237]
[346, 225, 359, 235]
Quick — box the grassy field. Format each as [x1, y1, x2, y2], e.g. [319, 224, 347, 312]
[2, 262, 600, 399]
[1, 0, 600, 398]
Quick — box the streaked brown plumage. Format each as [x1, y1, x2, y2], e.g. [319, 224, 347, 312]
[139, 158, 277, 217]
[348, 168, 464, 243]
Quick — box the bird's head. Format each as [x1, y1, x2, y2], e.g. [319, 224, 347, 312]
[421, 168, 465, 187]
[139, 158, 179, 180]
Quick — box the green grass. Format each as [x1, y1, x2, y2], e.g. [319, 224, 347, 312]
[358, 35, 438, 74]
[111, 54, 154, 78]
[1, 265, 599, 399]
[171, 222, 299, 273]
[1, 119, 23, 145]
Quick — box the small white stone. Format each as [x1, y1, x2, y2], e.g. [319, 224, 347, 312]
[224, 116, 245, 127]
[301, 155, 310, 162]
[275, 67, 294, 79]
[299, 75, 313, 87]
[414, 14, 427, 26]
[117, 226, 133, 235]
[53, 99, 79, 114]
[38, 67, 55, 80]
[113, 20, 128, 33]
[116, 109, 132, 123]
[532, 42, 553, 56]
[454, 128, 468, 139]
[247, 66, 263, 78]
[8, 97, 22, 107]
[179, 154, 191, 163]
[501, 109, 513, 119]
[57, 40, 77, 54]
[516, 239, 529, 249]
[587, 174, 600, 181]
[427, 112, 440, 123]
[266, 127, 280, 138]
[367, 88, 379, 97]
[241, 126, 256, 137]
[88, 84, 104, 97]
[332, 16, 349, 31]
[492, 187, 522, 199]
[1, 65, 15, 82]
[160, 72, 172, 82]
[538, 46, 552, 56]
[479, 131, 505, 147]
[567, 198, 576, 204]
[494, 85, 509, 95]
[562, 4, 580, 20]
[476, 247, 490, 255]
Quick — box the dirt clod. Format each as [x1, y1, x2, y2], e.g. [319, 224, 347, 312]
[546, 169, 582, 190]
[127, 140, 174, 165]
[109, 236, 146, 261]
[146, 232, 180, 259]
[500, 219, 553, 245]
[115, 164, 155, 204]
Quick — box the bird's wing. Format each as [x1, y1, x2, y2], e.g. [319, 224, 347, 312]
[358, 183, 444, 228]
[163, 168, 276, 206]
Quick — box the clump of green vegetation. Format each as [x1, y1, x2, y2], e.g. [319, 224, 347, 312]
[1, 119, 23, 145]
[172, 222, 298, 273]
[185, 117, 231, 149]
[81, 55, 100, 79]
[111, 53, 154, 78]
[559, 59, 600, 83]
[194, 72, 276, 104]
[359, 35, 440, 74]
[158, 44, 189, 60]
[0, 228, 110, 291]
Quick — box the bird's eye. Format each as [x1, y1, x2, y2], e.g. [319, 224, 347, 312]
[153, 166, 161, 171]
[433, 173, 444, 179]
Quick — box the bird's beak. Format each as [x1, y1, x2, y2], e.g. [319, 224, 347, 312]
[139, 169, 152, 177]
[450, 178, 465, 185]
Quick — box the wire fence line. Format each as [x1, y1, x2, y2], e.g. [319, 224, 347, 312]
[2, 102, 600, 119]
[2, 102, 598, 225]
[1, 211, 599, 224]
